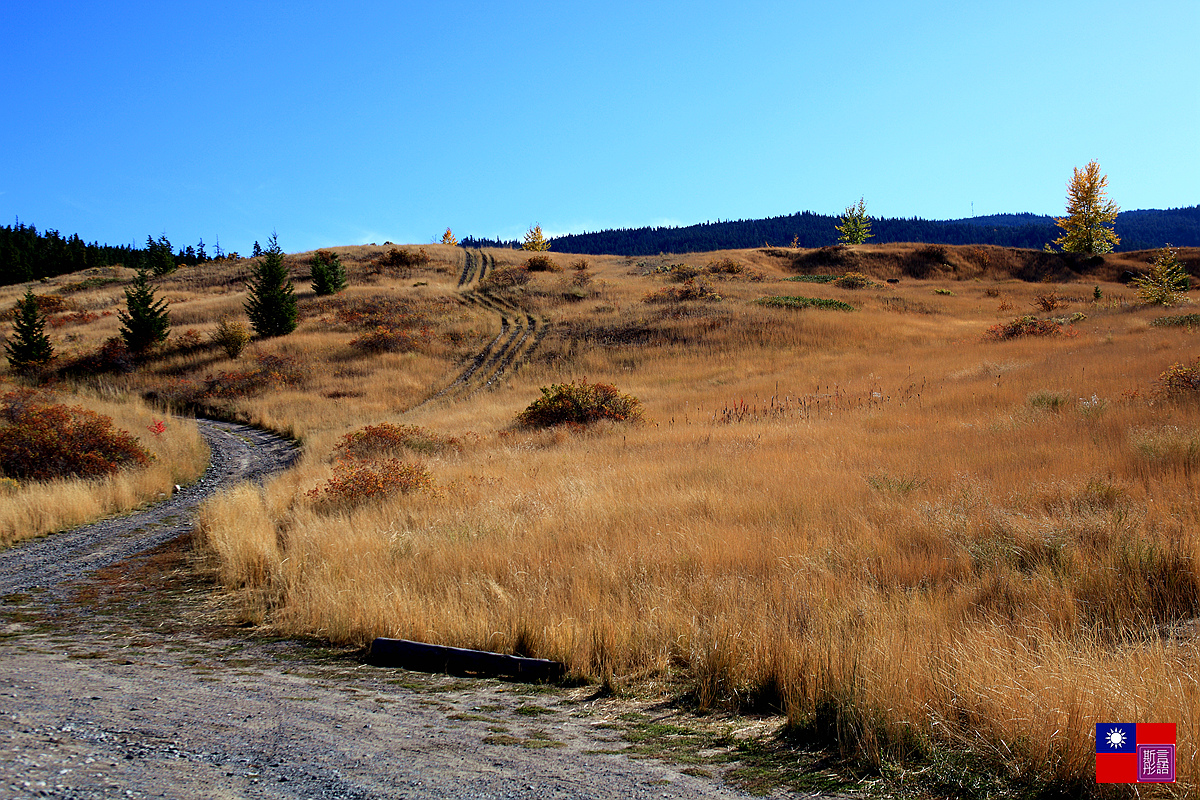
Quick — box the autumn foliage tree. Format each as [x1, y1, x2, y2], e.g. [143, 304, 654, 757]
[835, 198, 873, 245]
[1053, 160, 1120, 254]
[522, 224, 551, 251]
[441, 228, 458, 246]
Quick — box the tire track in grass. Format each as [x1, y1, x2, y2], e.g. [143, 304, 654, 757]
[421, 256, 553, 404]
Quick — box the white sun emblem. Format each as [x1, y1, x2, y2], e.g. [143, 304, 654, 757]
[1106, 728, 1127, 748]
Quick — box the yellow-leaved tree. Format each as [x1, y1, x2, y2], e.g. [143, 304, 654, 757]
[1053, 160, 1120, 254]
[522, 224, 550, 251]
[441, 228, 458, 246]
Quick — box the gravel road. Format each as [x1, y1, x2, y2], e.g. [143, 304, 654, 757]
[0, 420, 782, 799]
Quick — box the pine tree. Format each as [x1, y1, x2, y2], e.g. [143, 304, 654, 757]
[5, 288, 54, 374]
[1053, 161, 1120, 254]
[245, 233, 297, 337]
[119, 267, 171, 354]
[836, 198, 873, 245]
[310, 249, 347, 296]
[522, 224, 551, 251]
[441, 228, 458, 246]
[146, 234, 176, 276]
[252, 241, 263, 258]
[1133, 244, 1190, 306]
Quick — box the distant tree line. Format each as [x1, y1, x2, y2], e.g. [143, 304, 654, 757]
[541, 207, 1200, 257]
[0, 221, 228, 286]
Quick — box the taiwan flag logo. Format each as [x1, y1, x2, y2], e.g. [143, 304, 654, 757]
[1096, 723, 1176, 783]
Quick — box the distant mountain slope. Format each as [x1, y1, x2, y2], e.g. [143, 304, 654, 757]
[508, 206, 1200, 257]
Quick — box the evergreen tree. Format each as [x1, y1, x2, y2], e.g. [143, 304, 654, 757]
[119, 267, 171, 354]
[1053, 161, 1120, 254]
[836, 198, 873, 244]
[5, 288, 54, 374]
[310, 250, 347, 296]
[1133, 244, 1190, 306]
[147, 235, 176, 276]
[252, 240, 263, 258]
[245, 233, 297, 337]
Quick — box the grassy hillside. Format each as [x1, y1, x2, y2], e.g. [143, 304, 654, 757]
[4, 241, 1199, 793]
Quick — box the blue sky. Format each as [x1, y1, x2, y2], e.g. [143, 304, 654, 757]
[2, 1, 1197, 255]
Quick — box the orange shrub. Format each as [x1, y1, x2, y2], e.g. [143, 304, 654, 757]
[642, 278, 721, 303]
[0, 391, 151, 481]
[306, 457, 433, 511]
[984, 315, 1065, 340]
[336, 423, 462, 458]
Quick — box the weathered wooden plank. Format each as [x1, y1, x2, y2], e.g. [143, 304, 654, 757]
[368, 637, 566, 683]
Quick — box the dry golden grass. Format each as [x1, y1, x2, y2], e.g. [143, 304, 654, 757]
[8, 243, 1200, 789]
[0, 389, 208, 546]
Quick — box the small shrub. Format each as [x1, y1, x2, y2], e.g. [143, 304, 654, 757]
[570, 259, 589, 271]
[984, 316, 1064, 340]
[570, 270, 593, 289]
[377, 247, 430, 269]
[210, 317, 251, 359]
[642, 278, 721, 304]
[516, 381, 644, 429]
[0, 391, 151, 481]
[1157, 358, 1200, 395]
[707, 258, 744, 276]
[198, 353, 305, 400]
[349, 325, 419, 354]
[65, 337, 134, 375]
[336, 423, 462, 458]
[755, 295, 854, 311]
[1033, 291, 1066, 312]
[172, 328, 204, 354]
[307, 457, 434, 511]
[933, 288, 955, 296]
[833, 272, 876, 289]
[1027, 390, 1068, 412]
[49, 310, 100, 328]
[6, 294, 71, 318]
[480, 266, 532, 290]
[525, 254, 561, 273]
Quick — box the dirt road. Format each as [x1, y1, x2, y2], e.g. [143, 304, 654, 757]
[0, 421, 771, 799]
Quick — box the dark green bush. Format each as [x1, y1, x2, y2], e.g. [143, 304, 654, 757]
[755, 295, 854, 311]
[516, 381, 643, 429]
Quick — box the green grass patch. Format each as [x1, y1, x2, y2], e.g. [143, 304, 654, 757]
[783, 274, 839, 283]
[1151, 313, 1200, 328]
[755, 295, 854, 312]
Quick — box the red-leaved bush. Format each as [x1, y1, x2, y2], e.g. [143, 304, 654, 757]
[0, 390, 151, 481]
[984, 315, 1066, 341]
[306, 457, 433, 511]
[336, 423, 462, 458]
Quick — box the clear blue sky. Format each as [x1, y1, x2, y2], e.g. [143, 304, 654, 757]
[3, 0, 1197, 255]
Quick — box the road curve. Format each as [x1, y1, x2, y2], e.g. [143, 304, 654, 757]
[0, 419, 298, 599]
